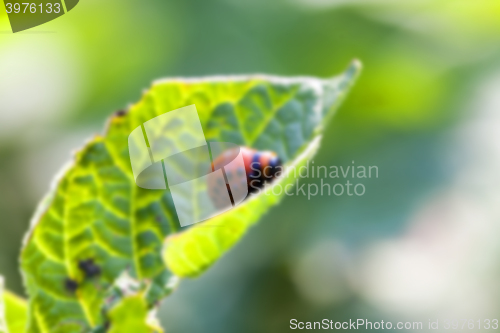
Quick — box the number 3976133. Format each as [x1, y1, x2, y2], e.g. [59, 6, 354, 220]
[5, 3, 61, 14]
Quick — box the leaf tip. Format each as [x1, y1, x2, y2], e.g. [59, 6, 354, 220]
[345, 59, 363, 83]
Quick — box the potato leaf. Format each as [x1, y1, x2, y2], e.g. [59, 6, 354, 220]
[20, 60, 361, 332]
[0, 278, 6, 333]
[0, 277, 28, 333]
[107, 296, 158, 333]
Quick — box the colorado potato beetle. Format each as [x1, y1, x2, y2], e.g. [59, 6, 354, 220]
[208, 147, 281, 208]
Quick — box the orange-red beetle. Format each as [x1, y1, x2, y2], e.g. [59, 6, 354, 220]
[208, 147, 281, 208]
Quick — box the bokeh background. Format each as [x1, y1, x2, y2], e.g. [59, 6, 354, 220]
[1, 0, 500, 332]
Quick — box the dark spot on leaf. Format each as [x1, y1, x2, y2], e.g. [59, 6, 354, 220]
[114, 109, 128, 117]
[78, 259, 101, 278]
[65, 278, 78, 293]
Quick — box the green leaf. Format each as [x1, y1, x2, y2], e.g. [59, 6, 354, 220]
[0, 278, 6, 333]
[4, 293, 28, 333]
[20, 60, 361, 332]
[163, 135, 322, 277]
[0, 277, 28, 333]
[163, 62, 361, 277]
[107, 296, 159, 333]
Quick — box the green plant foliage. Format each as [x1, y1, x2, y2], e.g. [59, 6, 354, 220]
[163, 134, 322, 277]
[0, 278, 6, 333]
[4, 292, 28, 333]
[107, 296, 158, 333]
[0, 277, 28, 333]
[20, 61, 360, 332]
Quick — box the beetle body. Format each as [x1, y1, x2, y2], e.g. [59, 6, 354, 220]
[208, 147, 281, 208]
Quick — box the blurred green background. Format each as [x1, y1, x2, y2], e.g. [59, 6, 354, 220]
[1, 0, 500, 332]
